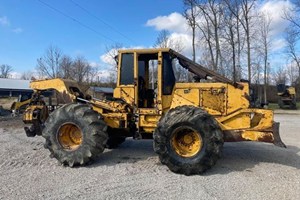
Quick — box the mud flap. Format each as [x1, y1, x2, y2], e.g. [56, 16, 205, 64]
[272, 122, 286, 148]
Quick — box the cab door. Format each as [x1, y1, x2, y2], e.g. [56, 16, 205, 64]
[135, 52, 162, 133]
[114, 52, 135, 106]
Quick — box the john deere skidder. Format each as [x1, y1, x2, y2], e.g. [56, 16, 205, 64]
[23, 48, 286, 175]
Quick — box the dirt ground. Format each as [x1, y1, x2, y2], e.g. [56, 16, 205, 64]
[0, 97, 17, 109]
[0, 111, 299, 200]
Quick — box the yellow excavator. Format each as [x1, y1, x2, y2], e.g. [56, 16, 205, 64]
[22, 48, 286, 175]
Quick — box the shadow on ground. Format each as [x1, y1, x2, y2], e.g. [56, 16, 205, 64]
[0, 108, 11, 118]
[206, 142, 300, 175]
[87, 139, 300, 174]
[88, 139, 156, 167]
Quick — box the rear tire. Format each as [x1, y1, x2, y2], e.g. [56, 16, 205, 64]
[154, 106, 223, 175]
[42, 103, 108, 167]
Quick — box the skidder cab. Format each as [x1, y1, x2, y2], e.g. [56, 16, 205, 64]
[23, 48, 286, 175]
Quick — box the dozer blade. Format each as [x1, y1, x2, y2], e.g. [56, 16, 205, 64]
[272, 122, 286, 148]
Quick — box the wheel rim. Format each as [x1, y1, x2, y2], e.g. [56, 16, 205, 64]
[57, 123, 83, 151]
[171, 126, 203, 157]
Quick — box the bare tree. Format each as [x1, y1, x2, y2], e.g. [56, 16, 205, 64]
[197, 0, 223, 71]
[72, 56, 92, 83]
[154, 30, 187, 81]
[183, 0, 199, 62]
[241, 0, 256, 84]
[223, 0, 245, 81]
[34, 46, 105, 86]
[223, 3, 237, 81]
[36, 46, 63, 78]
[285, 27, 300, 85]
[283, 1, 300, 90]
[274, 67, 287, 85]
[20, 71, 34, 80]
[106, 71, 117, 88]
[251, 61, 262, 84]
[225, 0, 256, 84]
[154, 30, 185, 52]
[60, 55, 73, 79]
[0, 64, 13, 78]
[104, 43, 123, 85]
[88, 65, 101, 85]
[105, 43, 123, 72]
[286, 62, 299, 85]
[197, 18, 215, 69]
[153, 30, 168, 83]
[258, 13, 272, 105]
[154, 30, 170, 48]
[233, 1, 243, 80]
[284, 0, 300, 33]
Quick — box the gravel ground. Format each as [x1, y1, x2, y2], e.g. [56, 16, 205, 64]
[0, 113, 299, 200]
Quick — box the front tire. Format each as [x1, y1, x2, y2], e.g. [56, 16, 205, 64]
[43, 103, 108, 167]
[154, 106, 223, 175]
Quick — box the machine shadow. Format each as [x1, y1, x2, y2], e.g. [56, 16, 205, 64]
[88, 139, 300, 175]
[87, 139, 156, 168]
[206, 142, 300, 175]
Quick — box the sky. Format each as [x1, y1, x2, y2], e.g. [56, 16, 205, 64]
[0, 0, 296, 79]
[0, 0, 182, 77]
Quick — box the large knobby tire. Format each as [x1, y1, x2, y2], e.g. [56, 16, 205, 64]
[154, 106, 224, 175]
[42, 103, 108, 167]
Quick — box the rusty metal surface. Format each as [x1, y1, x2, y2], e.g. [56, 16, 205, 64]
[223, 121, 286, 148]
[90, 98, 130, 113]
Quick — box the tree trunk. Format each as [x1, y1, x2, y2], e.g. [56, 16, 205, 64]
[192, 23, 196, 62]
[230, 27, 236, 82]
[246, 25, 251, 84]
[264, 59, 268, 106]
[236, 17, 241, 81]
[214, 20, 222, 71]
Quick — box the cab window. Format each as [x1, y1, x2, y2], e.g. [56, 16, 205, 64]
[120, 53, 134, 85]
